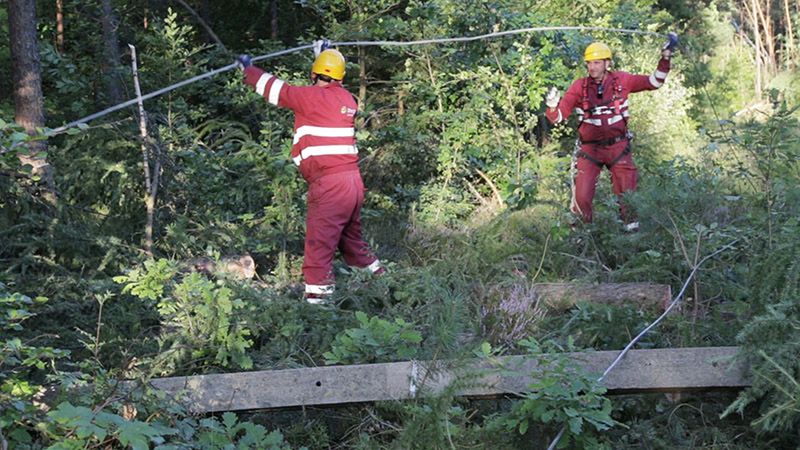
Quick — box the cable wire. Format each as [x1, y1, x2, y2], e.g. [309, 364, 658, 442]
[49, 26, 666, 135]
[334, 26, 664, 48]
[50, 44, 315, 135]
[545, 238, 740, 450]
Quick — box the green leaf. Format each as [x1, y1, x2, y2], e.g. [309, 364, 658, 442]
[222, 411, 237, 429]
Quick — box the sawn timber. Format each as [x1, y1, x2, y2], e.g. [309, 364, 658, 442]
[145, 346, 748, 413]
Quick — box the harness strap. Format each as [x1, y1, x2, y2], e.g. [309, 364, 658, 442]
[581, 134, 628, 146]
[577, 140, 632, 169]
[581, 73, 622, 118]
[577, 150, 604, 168]
[606, 142, 631, 168]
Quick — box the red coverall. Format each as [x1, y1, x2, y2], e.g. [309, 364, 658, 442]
[545, 58, 670, 224]
[243, 66, 381, 298]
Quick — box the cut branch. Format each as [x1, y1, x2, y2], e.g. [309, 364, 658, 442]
[173, 0, 227, 51]
[129, 44, 157, 257]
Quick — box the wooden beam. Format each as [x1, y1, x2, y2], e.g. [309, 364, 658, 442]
[533, 282, 672, 310]
[148, 346, 748, 413]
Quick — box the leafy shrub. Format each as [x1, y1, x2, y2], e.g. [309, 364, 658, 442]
[323, 311, 422, 365]
[486, 339, 617, 449]
[114, 259, 253, 373]
[45, 402, 175, 450]
[0, 283, 70, 448]
[44, 402, 297, 449]
[723, 220, 800, 433]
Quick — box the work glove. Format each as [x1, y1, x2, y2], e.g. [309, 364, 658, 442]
[545, 87, 560, 109]
[313, 39, 331, 57]
[235, 54, 252, 70]
[662, 32, 679, 58]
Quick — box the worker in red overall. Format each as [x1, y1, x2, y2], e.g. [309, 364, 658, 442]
[545, 34, 678, 231]
[237, 44, 383, 304]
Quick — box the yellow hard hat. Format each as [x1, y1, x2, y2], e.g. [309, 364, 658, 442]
[584, 42, 612, 62]
[311, 49, 346, 80]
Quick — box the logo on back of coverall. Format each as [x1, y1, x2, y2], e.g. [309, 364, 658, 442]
[340, 105, 357, 117]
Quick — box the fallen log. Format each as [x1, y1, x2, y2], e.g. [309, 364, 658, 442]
[533, 282, 672, 310]
[148, 346, 747, 413]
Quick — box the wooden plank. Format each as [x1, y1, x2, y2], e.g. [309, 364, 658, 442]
[148, 346, 748, 413]
[533, 282, 672, 310]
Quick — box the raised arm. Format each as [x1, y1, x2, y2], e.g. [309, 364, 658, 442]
[238, 55, 307, 112]
[626, 33, 678, 93]
[545, 80, 582, 125]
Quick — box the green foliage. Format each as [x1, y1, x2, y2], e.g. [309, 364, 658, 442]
[543, 302, 660, 350]
[323, 311, 423, 365]
[46, 402, 175, 450]
[722, 219, 800, 433]
[0, 284, 69, 449]
[115, 260, 253, 372]
[3, 0, 800, 446]
[116, 259, 178, 301]
[43, 399, 297, 449]
[188, 412, 296, 450]
[0, 119, 31, 170]
[486, 338, 617, 449]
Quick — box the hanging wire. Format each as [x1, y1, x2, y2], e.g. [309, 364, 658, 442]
[48, 26, 666, 136]
[333, 26, 664, 47]
[50, 45, 315, 135]
[545, 239, 740, 450]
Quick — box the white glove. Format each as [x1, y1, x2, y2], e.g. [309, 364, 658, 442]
[313, 39, 330, 57]
[545, 87, 560, 109]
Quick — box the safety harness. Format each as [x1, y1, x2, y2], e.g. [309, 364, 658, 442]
[576, 73, 631, 168]
[579, 73, 624, 122]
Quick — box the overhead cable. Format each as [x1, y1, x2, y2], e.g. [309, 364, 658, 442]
[50, 26, 665, 135]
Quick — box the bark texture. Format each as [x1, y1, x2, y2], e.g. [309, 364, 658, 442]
[9, 0, 56, 198]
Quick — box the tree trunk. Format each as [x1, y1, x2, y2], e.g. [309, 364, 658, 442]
[785, 0, 795, 68]
[56, 0, 64, 52]
[9, 0, 56, 201]
[753, 0, 776, 75]
[270, 0, 278, 39]
[748, 0, 763, 100]
[100, 0, 124, 105]
[358, 46, 367, 107]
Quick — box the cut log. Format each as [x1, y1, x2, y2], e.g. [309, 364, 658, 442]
[147, 346, 748, 413]
[533, 282, 672, 310]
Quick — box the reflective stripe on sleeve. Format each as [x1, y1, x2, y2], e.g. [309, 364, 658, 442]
[255, 73, 273, 96]
[654, 70, 668, 79]
[293, 126, 355, 145]
[292, 154, 302, 166]
[268, 79, 284, 105]
[649, 74, 663, 88]
[582, 118, 602, 126]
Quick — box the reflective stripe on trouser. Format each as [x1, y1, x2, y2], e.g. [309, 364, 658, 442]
[573, 140, 637, 223]
[303, 170, 379, 290]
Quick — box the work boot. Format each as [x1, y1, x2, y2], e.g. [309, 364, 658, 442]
[623, 221, 640, 233]
[305, 293, 333, 306]
[304, 283, 335, 305]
